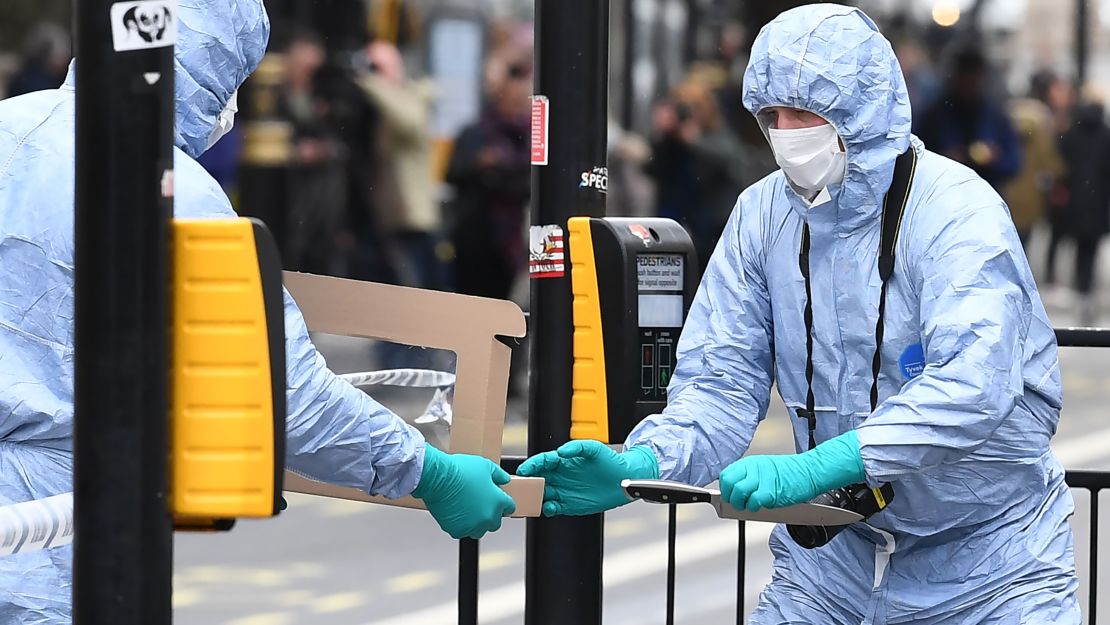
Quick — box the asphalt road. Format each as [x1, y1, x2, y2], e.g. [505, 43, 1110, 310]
[175, 234, 1110, 625]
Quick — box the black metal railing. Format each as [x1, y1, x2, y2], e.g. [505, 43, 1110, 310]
[1056, 329, 1110, 624]
[457, 455, 526, 625]
[456, 328, 1110, 625]
[1066, 470, 1108, 624]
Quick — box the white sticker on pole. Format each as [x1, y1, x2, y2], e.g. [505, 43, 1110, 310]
[529, 225, 565, 279]
[110, 1, 178, 52]
[530, 95, 549, 166]
[0, 493, 74, 557]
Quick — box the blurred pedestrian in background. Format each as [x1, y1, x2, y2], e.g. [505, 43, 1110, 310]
[1002, 71, 1066, 249]
[917, 46, 1021, 191]
[354, 39, 447, 370]
[280, 30, 353, 276]
[646, 77, 747, 273]
[1054, 90, 1110, 325]
[7, 22, 70, 97]
[446, 23, 533, 300]
[1041, 73, 1079, 299]
[355, 40, 443, 291]
[894, 35, 941, 119]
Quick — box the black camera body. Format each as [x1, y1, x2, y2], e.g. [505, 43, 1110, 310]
[787, 482, 895, 549]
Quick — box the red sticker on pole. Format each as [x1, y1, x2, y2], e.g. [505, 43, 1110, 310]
[531, 95, 549, 166]
[529, 225, 564, 278]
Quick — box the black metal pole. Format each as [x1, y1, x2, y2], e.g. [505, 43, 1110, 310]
[458, 538, 480, 625]
[1077, 0, 1090, 86]
[736, 521, 746, 625]
[666, 505, 678, 625]
[1090, 489, 1099, 625]
[73, 2, 175, 624]
[525, 1, 610, 624]
[621, 0, 635, 131]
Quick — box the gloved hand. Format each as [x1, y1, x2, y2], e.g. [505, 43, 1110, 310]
[517, 440, 659, 516]
[719, 431, 866, 512]
[412, 445, 517, 539]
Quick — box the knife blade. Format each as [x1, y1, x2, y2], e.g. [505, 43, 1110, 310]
[622, 479, 863, 526]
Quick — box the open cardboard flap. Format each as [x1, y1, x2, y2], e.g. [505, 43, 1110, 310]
[282, 272, 543, 518]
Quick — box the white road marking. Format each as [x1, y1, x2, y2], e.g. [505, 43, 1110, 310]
[362, 522, 773, 625]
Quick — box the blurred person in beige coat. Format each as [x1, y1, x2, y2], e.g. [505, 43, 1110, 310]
[1002, 72, 1066, 249]
[355, 40, 443, 291]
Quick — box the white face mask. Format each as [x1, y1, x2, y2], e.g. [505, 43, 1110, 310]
[767, 123, 847, 194]
[205, 90, 239, 151]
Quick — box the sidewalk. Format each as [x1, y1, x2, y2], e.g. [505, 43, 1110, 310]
[1025, 225, 1110, 328]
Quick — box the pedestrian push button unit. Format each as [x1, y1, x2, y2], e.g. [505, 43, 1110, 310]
[566, 217, 697, 444]
[170, 218, 286, 530]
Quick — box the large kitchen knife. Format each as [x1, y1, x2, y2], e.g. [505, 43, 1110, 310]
[621, 479, 863, 525]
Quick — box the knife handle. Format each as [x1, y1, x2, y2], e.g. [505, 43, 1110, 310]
[621, 479, 715, 504]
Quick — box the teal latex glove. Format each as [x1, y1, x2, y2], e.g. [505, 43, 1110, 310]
[719, 431, 866, 512]
[516, 441, 659, 516]
[412, 445, 517, 539]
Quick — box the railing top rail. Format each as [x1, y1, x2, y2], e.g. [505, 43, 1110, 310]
[1055, 327, 1110, 348]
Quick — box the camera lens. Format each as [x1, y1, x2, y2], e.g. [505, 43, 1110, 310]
[786, 488, 851, 549]
[786, 483, 895, 550]
[786, 523, 839, 549]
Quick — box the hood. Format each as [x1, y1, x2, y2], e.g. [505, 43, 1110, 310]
[742, 4, 911, 232]
[64, 0, 270, 159]
[174, 0, 269, 158]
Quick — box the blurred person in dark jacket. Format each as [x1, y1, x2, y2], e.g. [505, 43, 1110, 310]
[280, 30, 353, 276]
[647, 79, 747, 274]
[917, 47, 1021, 190]
[6, 23, 70, 98]
[446, 26, 533, 300]
[1040, 73, 1079, 298]
[894, 35, 941, 120]
[710, 22, 778, 187]
[197, 125, 244, 199]
[1055, 93, 1110, 325]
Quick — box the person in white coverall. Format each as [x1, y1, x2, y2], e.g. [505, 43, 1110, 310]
[520, 5, 1081, 623]
[0, 2, 515, 622]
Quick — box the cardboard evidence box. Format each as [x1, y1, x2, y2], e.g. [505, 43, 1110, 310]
[281, 272, 544, 517]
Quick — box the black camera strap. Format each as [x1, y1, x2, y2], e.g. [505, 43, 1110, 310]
[796, 147, 917, 450]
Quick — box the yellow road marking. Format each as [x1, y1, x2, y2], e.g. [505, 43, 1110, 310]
[479, 550, 519, 571]
[177, 565, 233, 584]
[225, 613, 293, 625]
[172, 588, 202, 608]
[385, 570, 445, 594]
[245, 570, 288, 587]
[606, 518, 647, 537]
